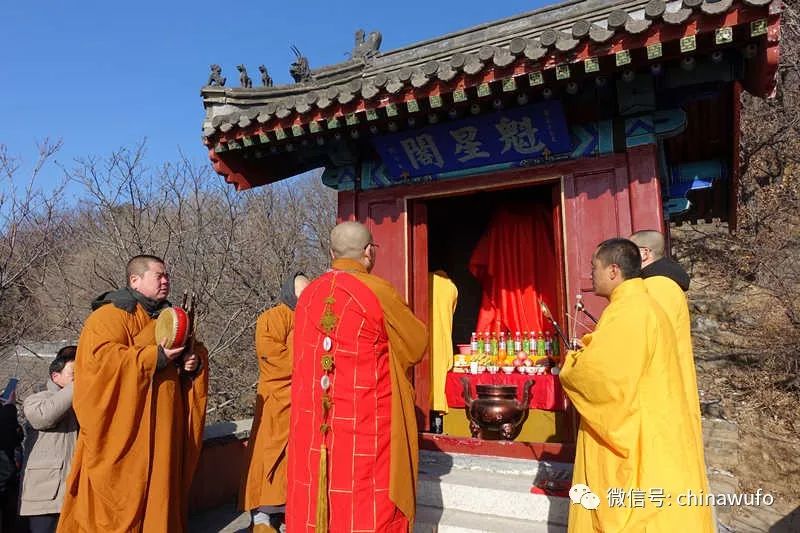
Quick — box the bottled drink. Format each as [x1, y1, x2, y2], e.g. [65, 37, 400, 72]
[490, 331, 498, 356]
[498, 332, 507, 356]
[545, 331, 552, 356]
[483, 331, 492, 355]
[514, 331, 522, 353]
[470, 332, 479, 355]
[552, 333, 560, 357]
[536, 331, 546, 357]
[522, 334, 530, 355]
[476, 332, 485, 355]
[529, 331, 537, 354]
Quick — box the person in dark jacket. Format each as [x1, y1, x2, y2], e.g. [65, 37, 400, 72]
[630, 229, 691, 291]
[0, 383, 24, 532]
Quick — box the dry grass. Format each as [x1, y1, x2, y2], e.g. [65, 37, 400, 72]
[673, 223, 800, 507]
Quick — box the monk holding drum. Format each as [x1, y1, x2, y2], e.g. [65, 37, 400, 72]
[58, 255, 208, 533]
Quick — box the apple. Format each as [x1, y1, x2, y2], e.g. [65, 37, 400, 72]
[513, 358, 524, 367]
[516, 351, 528, 361]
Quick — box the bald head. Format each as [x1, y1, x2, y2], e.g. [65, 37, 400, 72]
[629, 230, 665, 267]
[294, 274, 310, 297]
[330, 222, 373, 259]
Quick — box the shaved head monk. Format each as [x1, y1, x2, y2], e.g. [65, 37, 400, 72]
[630, 230, 709, 505]
[559, 239, 713, 532]
[286, 221, 427, 532]
[57, 255, 208, 533]
[242, 272, 310, 532]
[629, 229, 690, 290]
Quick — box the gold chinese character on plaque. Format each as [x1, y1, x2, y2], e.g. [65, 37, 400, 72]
[715, 27, 733, 45]
[751, 19, 768, 37]
[646, 43, 663, 60]
[615, 50, 631, 67]
[528, 71, 544, 86]
[680, 35, 697, 53]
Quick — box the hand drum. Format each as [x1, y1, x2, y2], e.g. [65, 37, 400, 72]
[155, 307, 190, 349]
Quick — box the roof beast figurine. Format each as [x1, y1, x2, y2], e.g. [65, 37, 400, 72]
[352, 29, 382, 60]
[237, 64, 253, 88]
[206, 64, 226, 87]
[259, 65, 273, 87]
[289, 46, 312, 83]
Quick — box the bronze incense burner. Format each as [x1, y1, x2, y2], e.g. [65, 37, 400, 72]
[461, 379, 535, 440]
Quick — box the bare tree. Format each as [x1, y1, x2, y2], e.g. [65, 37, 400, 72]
[0, 141, 68, 358]
[677, 0, 800, 433]
[30, 144, 336, 421]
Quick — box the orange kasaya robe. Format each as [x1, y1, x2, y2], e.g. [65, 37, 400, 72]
[286, 258, 427, 533]
[240, 303, 294, 510]
[57, 302, 208, 533]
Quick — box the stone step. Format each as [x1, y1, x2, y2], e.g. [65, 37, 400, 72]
[414, 504, 566, 533]
[417, 451, 571, 525]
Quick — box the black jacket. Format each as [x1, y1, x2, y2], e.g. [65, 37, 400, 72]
[641, 257, 690, 291]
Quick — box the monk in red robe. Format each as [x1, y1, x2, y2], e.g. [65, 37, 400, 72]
[286, 221, 427, 533]
[57, 255, 208, 533]
[241, 272, 309, 532]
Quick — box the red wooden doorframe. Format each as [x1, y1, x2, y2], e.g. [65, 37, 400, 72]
[409, 201, 430, 432]
[404, 169, 568, 439]
[335, 148, 663, 452]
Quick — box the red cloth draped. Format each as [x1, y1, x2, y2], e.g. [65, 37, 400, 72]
[469, 205, 558, 335]
[444, 372, 567, 411]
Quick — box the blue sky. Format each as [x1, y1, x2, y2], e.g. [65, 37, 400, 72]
[1, 1, 548, 191]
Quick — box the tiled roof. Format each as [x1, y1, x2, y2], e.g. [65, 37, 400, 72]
[200, 0, 777, 139]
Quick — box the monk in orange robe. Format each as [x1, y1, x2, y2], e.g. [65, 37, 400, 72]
[57, 255, 208, 533]
[286, 221, 427, 533]
[241, 272, 310, 532]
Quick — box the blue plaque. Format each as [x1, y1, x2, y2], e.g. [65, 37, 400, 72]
[372, 101, 572, 178]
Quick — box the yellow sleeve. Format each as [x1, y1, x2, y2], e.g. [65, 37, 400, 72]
[559, 306, 655, 457]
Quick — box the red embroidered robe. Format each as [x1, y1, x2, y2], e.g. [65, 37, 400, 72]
[286, 259, 426, 533]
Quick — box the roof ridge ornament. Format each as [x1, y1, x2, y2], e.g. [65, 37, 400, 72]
[259, 65, 273, 87]
[352, 29, 382, 61]
[290, 46, 314, 83]
[206, 64, 226, 87]
[237, 65, 253, 88]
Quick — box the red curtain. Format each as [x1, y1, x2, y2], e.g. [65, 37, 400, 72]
[468, 203, 557, 335]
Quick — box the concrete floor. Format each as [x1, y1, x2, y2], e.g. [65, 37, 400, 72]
[189, 504, 250, 533]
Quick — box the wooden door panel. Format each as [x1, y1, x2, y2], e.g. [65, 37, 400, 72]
[360, 197, 408, 299]
[564, 160, 632, 327]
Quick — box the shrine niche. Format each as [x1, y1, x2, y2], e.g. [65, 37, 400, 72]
[199, 0, 782, 459]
